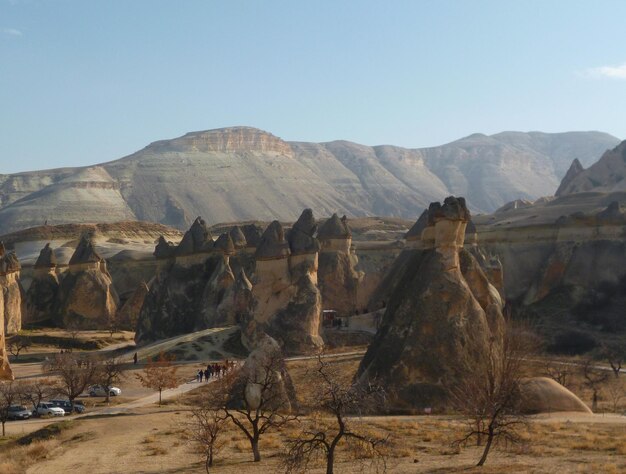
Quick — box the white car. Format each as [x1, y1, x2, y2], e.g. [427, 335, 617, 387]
[88, 385, 122, 397]
[35, 402, 65, 417]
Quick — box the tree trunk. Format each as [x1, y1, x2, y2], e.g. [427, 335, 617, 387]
[326, 447, 335, 474]
[477, 427, 494, 466]
[159, 388, 162, 405]
[2, 421, 5, 437]
[208, 447, 213, 467]
[251, 437, 261, 462]
[205, 455, 210, 474]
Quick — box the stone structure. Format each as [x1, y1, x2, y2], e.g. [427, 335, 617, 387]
[0, 241, 24, 334]
[55, 234, 119, 328]
[357, 196, 505, 411]
[25, 243, 60, 325]
[317, 214, 362, 317]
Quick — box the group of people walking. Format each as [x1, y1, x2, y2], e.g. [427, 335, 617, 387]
[196, 359, 236, 382]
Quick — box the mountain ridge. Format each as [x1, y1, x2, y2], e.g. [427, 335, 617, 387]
[0, 127, 620, 235]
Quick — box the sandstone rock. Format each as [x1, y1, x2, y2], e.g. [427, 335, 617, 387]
[357, 196, 504, 411]
[0, 242, 24, 334]
[229, 226, 247, 249]
[405, 209, 428, 243]
[288, 209, 320, 255]
[154, 236, 176, 259]
[255, 221, 290, 260]
[176, 217, 213, 256]
[318, 213, 351, 241]
[519, 377, 592, 414]
[214, 233, 235, 256]
[116, 281, 149, 330]
[241, 224, 263, 249]
[56, 235, 119, 328]
[25, 243, 60, 325]
[0, 288, 14, 380]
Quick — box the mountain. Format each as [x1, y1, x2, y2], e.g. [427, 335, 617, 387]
[0, 127, 619, 234]
[555, 140, 626, 195]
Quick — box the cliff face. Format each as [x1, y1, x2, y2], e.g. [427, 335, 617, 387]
[0, 242, 24, 334]
[357, 197, 505, 411]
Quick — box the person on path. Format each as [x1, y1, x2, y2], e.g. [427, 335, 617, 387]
[133, 352, 138, 365]
[198, 369, 204, 382]
[204, 369, 209, 381]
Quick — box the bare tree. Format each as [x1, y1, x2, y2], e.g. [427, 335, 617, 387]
[605, 378, 624, 413]
[43, 352, 99, 411]
[601, 344, 624, 378]
[96, 355, 126, 403]
[449, 323, 532, 467]
[65, 320, 81, 351]
[284, 354, 387, 474]
[187, 403, 228, 473]
[580, 359, 609, 412]
[543, 361, 571, 388]
[19, 378, 60, 412]
[7, 334, 31, 360]
[135, 352, 178, 405]
[0, 380, 21, 436]
[221, 350, 297, 462]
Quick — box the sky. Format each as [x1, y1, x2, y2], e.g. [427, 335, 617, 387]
[1, 0, 626, 173]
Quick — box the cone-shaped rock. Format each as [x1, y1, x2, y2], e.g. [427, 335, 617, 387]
[154, 236, 176, 259]
[241, 224, 263, 248]
[214, 232, 235, 255]
[405, 210, 428, 241]
[176, 217, 213, 255]
[256, 221, 290, 260]
[229, 226, 247, 249]
[25, 243, 59, 325]
[318, 213, 351, 240]
[0, 245, 24, 334]
[34, 243, 57, 268]
[69, 234, 102, 265]
[289, 209, 320, 255]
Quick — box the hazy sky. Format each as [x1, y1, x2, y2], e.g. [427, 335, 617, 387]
[1, 0, 626, 173]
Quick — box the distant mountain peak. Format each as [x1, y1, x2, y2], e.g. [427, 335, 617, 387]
[555, 158, 585, 196]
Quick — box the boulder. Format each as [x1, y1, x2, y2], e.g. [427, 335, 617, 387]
[519, 377, 592, 414]
[357, 196, 504, 411]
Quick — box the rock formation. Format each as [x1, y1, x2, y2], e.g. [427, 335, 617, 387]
[116, 281, 149, 330]
[0, 288, 14, 380]
[135, 220, 256, 342]
[245, 213, 324, 355]
[357, 196, 505, 411]
[519, 377, 592, 414]
[0, 242, 24, 334]
[55, 234, 119, 328]
[25, 243, 59, 325]
[317, 214, 362, 316]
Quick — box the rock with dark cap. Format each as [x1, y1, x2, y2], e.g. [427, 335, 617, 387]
[241, 224, 263, 248]
[34, 243, 57, 269]
[318, 213, 351, 240]
[214, 232, 236, 255]
[154, 236, 176, 259]
[0, 251, 21, 275]
[176, 217, 213, 256]
[427, 196, 470, 225]
[255, 221, 290, 260]
[405, 210, 428, 240]
[229, 226, 247, 249]
[69, 234, 103, 265]
[289, 209, 321, 255]
[0, 248, 24, 334]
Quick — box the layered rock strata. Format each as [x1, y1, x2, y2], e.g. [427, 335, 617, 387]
[357, 197, 505, 411]
[0, 242, 24, 334]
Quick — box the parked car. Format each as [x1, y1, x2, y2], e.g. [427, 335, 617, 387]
[50, 399, 86, 414]
[88, 385, 122, 397]
[35, 402, 65, 417]
[7, 405, 31, 420]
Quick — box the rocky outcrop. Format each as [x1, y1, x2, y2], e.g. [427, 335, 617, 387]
[0, 288, 14, 380]
[0, 242, 24, 334]
[357, 197, 505, 411]
[227, 334, 297, 413]
[25, 243, 59, 325]
[55, 235, 119, 328]
[317, 214, 362, 316]
[135, 219, 256, 342]
[555, 158, 584, 196]
[116, 281, 148, 330]
[245, 214, 324, 355]
[519, 377, 592, 414]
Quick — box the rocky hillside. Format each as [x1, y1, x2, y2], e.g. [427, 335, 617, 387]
[555, 140, 626, 196]
[0, 127, 618, 234]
